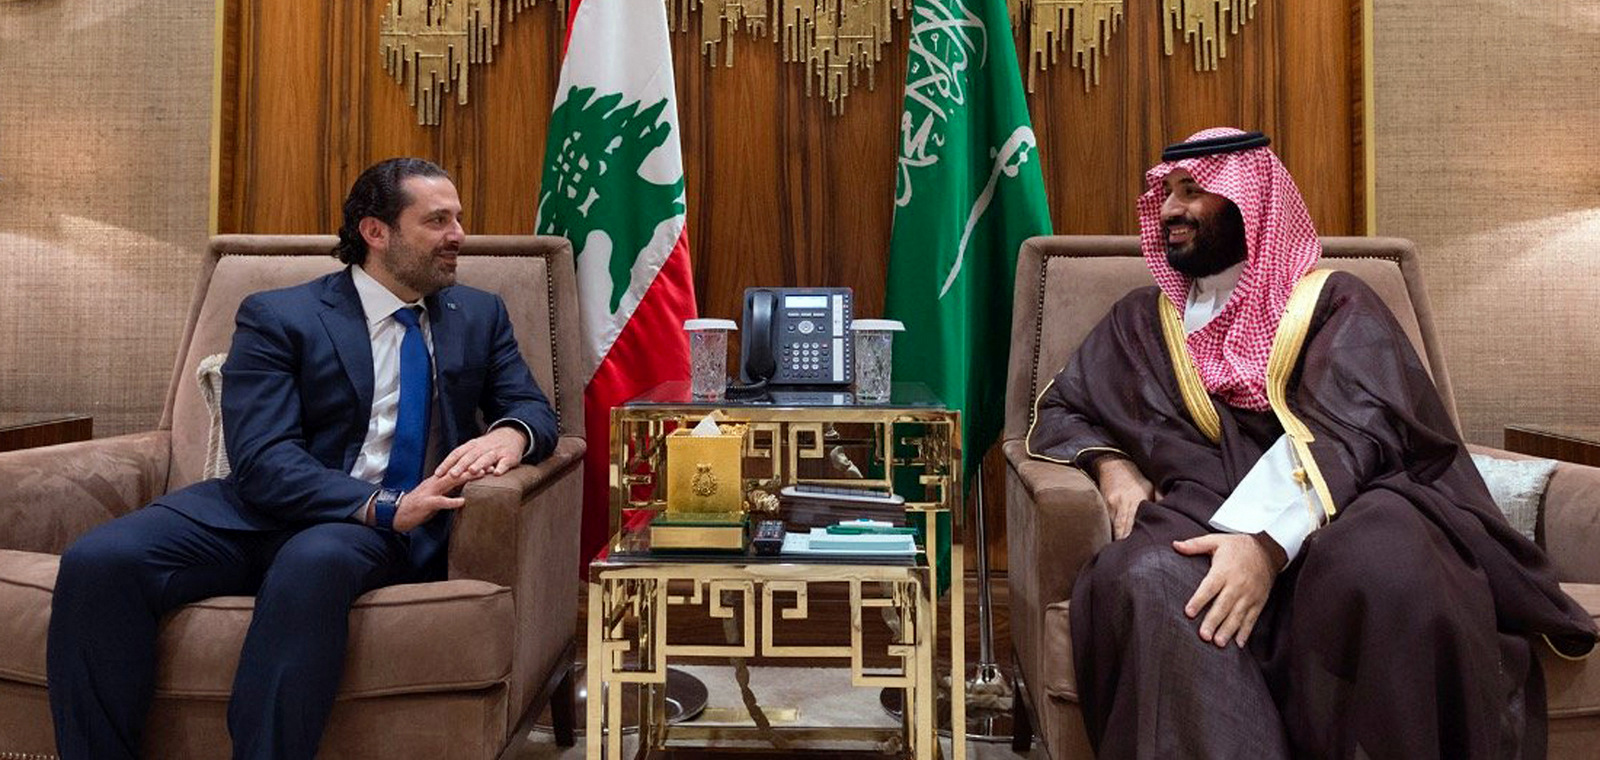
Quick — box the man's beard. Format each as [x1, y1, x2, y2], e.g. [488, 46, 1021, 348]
[1166, 200, 1246, 279]
[388, 236, 457, 297]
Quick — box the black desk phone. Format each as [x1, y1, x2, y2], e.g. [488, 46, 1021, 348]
[739, 287, 854, 387]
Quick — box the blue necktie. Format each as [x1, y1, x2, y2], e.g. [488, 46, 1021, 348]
[383, 306, 431, 491]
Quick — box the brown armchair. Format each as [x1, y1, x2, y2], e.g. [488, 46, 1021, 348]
[0, 235, 586, 758]
[1002, 236, 1600, 759]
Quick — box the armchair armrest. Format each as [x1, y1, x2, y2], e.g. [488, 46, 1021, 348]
[447, 434, 585, 718]
[1003, 437, 1108, 703]
[0, 431, 172, 554]
[1544, 461, 1600, 584]
[449, 435, 586, 586]
[1002, 438, 1109, 609]
[1470, 444, 1600, 584]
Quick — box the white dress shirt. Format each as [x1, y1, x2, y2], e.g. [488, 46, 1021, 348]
[348, 264, 436, 487]
[1184, 263, 1325, 561]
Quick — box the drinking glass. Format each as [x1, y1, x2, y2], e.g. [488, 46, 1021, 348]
[850, 319, 904, 403]
[684, 318, 737, 401]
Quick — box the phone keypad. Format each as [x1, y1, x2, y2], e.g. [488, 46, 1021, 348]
[783, 341, 829, 378]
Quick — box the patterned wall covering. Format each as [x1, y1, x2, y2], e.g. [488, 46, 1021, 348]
[0, 0, 214, 437]
[1374, 0, 1600, 444]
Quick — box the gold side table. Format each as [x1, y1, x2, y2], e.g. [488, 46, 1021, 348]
[588, 381, 964, 759]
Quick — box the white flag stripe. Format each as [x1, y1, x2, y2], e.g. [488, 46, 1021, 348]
[545, 0, 688, 381]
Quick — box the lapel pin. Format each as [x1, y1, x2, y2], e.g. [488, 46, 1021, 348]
[447, 302, 457, 310]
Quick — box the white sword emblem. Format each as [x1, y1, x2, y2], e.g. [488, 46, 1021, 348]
[939, 125, 1038, 299]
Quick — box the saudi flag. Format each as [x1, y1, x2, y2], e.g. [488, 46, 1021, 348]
[885, 0, 1052, 485]
[537, 0, 697, 561]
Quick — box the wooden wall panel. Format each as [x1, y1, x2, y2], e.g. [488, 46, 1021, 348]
[220, 0, 1361, 296]
[218, 0, 1365, 571]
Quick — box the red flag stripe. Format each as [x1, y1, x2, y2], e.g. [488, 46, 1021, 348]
[560, 0, 581, 56]
[580, 229, 696, 563]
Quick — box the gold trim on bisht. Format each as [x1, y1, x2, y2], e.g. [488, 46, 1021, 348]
[1264, 269, 1336, 520]
[1157, 295, 1223, 444]
[1158, 271, 1336, 520]
[1024, 376, 1128, 468]
[1542, 633, 1596, 662]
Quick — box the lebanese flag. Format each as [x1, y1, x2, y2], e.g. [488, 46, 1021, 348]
[536, 0, 696, 564]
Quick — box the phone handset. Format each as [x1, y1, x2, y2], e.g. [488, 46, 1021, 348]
[740, 289, 777, 384]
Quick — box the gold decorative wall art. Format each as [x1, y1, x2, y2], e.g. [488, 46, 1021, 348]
[379, 0, 544, 125]
[670, 0, 911, 113]
[1162, 0, 1255, 71]
[379, 0, 1254, 126]
[1009, 0, 1124, 92]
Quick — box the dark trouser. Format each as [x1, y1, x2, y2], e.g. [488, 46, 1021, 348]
[1072, 495, 1533, 760]
[47, 505, 412, 760]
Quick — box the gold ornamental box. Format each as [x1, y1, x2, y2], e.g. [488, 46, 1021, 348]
[664, 424, 747, 514]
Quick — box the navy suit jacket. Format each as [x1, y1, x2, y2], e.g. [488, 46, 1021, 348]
[156, 267, 559, 574]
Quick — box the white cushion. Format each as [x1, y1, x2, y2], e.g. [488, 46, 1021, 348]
[1470, 452, 1557, 542]
[197, 353, 230, 479]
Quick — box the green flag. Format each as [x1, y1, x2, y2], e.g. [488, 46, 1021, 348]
[886, 0, 1053, 485]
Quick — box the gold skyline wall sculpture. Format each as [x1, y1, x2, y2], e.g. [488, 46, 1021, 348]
[380, 0, 545, 125]
[378, 0, 1252, 126]
[1009, 0, 1124, 92]
[1162, 0, 1254, 71]
[670, 0, 911, 113]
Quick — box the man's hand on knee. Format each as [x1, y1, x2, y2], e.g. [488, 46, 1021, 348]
[434, 425, 529, 480]
[392, 472, 470, 532]
[1174, 533, 1277, 648]
[1092, 456, 1156, 540]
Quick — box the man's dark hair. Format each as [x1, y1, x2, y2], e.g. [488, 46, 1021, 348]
[333, 158, 451, 265]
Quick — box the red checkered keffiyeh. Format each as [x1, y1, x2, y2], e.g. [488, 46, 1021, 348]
[1137, 127, 1322, 411]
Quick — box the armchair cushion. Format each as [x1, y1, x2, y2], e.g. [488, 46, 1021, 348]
[0, 549, 513, 698]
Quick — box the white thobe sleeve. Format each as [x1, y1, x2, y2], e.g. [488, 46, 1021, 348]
[1208, 434, 1325, 561]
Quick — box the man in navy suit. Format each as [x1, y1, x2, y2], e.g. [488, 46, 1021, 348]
[47, 158, 560, 759]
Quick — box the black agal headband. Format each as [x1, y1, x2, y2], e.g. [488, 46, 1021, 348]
[1160, 131, 1271, 162]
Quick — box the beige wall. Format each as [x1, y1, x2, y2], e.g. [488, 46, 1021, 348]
[1374, 0, 1600, 445]
[0, 0, 214, 437]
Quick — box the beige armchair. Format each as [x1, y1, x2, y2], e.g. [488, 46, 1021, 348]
[0, 235, 586, 759]
[1002, 236, 1600, 759]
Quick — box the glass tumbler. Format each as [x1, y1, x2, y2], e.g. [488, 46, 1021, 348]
[850, 319, 904, 403]
[684, 318, 737, 401]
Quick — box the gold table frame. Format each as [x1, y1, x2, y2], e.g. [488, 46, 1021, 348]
[589, 383, 964, 759]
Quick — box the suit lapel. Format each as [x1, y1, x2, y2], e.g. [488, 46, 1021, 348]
[319, 269, 375, 424]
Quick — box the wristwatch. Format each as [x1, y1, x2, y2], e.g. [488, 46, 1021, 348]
[373, 488, 405, 531]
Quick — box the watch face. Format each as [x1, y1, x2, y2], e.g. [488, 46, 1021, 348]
[374, 488, 404, 530]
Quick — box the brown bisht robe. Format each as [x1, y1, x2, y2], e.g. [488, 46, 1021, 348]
[1028, 271, 1596, 759]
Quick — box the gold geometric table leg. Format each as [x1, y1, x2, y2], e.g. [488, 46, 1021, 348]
[585, 580, 605, 760]
[951, 537, 966, 760]
[917, 573, 936, 760]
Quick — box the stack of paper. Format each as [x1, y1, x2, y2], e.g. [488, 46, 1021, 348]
[781, 528, 917, 556]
